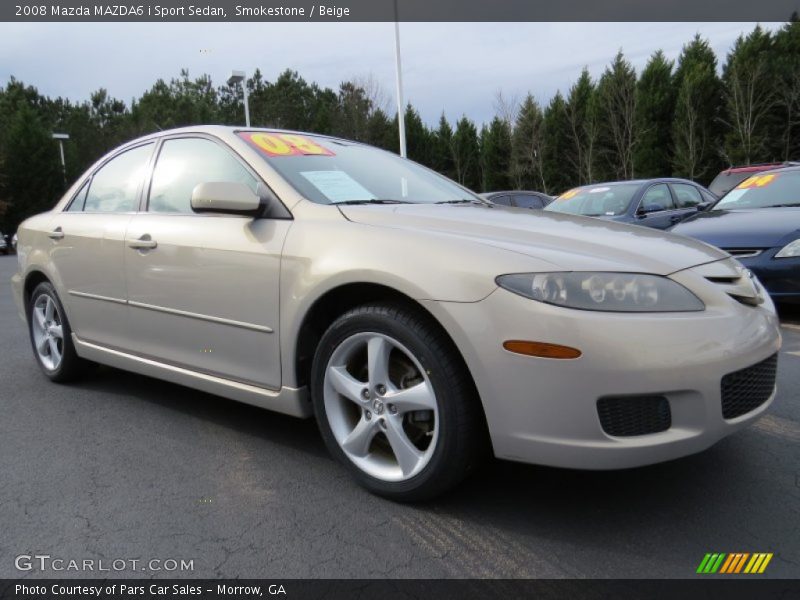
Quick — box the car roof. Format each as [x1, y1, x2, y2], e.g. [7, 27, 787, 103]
[572, 178, 698, 188]
[719, 162, 800, 174]
[120, 125, 365, 149]
[484, 190, 550, 196]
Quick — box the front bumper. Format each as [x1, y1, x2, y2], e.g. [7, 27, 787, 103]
[739, 248, 800, 303]
[424, 270, 781, 470]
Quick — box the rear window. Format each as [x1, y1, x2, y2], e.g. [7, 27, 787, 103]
[714, 171, 800, 210]
[544, 184, 640, 217]
[709, 168, 778, 197]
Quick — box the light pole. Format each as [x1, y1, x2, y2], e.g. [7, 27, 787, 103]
[52, 133, 69, 184]
[393, 1, 407, 158]
[227, 70, 250, 127]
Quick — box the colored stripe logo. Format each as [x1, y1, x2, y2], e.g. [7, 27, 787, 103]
[697, 553, 773, 574]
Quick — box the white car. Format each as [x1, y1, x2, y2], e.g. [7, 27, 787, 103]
[11, 126, 782, 500]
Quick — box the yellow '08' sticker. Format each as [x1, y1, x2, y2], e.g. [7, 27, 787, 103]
[737, 174, 777, 189]
[559, 188, 580, 200]
[240, 132, 335, 157]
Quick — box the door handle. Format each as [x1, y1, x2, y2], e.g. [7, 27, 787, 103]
[48, 227, 64, 240]
[128, 234, 157, 250]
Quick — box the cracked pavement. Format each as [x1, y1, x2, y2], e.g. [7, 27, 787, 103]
[0, 255, 798, 579]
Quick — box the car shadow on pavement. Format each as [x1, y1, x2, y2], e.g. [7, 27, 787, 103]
[71, 364, 330, 459]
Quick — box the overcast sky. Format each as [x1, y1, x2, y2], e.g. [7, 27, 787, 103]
[0, 22, 782, 126]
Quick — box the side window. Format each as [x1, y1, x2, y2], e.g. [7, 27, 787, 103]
[66, 180, 90, 212]
[671, 183, 703, 208]
[149, 137, 258, 214]
[491, 195, 512, 206]
[84, 144, 154, 213]
[640, 184, 674, 212]
[514, 194, 544, 209]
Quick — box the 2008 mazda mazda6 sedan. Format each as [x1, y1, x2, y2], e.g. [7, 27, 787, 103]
[12, 126, 782, 500]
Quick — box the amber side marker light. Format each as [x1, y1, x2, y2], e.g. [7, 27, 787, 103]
[503, 340, 582, 359]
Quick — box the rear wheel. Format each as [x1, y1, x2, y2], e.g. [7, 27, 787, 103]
[311, 303, 486, 501]
[28, 282, 87, 382]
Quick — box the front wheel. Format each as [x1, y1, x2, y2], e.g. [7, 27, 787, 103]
[311, 303, 486, 501]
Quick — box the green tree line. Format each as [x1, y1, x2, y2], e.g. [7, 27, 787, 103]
[1, 21, 799, 233]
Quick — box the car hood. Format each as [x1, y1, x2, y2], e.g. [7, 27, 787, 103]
[338, 204, 727, 275]
[670, 207, 800, 248]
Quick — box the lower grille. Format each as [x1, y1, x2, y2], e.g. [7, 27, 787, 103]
[597, 396, 671, 437]
[721, 354, 778, 419]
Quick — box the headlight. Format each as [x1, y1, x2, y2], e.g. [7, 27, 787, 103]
[775, 239, 800, 258]
[496, 272, 705, 312]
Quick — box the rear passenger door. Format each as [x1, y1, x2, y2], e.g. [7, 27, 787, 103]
[47, 142, 154, 348]
[635, 183, 678, 229]
[123, 135, 290, 390]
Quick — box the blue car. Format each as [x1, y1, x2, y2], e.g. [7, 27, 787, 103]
[544, 178, 717, 229]
[670, 166, 800, 304]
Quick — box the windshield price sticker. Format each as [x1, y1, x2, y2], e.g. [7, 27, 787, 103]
[737, 174, 777, 189]
[241, 132, 334, 157]
[559, 188, 580, 200]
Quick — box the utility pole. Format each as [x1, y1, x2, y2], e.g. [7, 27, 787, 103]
[393, 0, 407, 158]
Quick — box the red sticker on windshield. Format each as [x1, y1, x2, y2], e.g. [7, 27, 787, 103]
[240, 132, 334, 157]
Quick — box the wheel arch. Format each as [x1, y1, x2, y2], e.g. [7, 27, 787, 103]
[23, 269, 52, 309]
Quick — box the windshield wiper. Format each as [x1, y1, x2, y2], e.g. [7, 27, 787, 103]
[436, 199, 487, 205]
[766, 203, 800, 208]
[333, 199, 414, 205]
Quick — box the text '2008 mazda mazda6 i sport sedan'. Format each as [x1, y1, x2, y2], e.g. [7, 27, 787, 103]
[12, 126, 782, 500]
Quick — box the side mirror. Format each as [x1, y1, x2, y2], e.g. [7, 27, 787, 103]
[637, 203, 665, 216]
[697, 201, 713, 211]
[191, 182, 261, 215]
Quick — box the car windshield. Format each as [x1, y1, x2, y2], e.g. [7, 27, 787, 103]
[714, 171, 800, 210]
[544, 183, 640, 217]
[238, 131, 480, 205]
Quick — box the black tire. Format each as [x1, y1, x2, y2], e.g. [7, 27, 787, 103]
[28, 281, 88, 382]
[311, 302, 487, 501]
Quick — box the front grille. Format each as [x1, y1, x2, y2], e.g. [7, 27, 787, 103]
[721, 354, 778, 419]
[597, 396, 671, 437]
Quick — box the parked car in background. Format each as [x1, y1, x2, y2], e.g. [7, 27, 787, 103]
[544, 178, 716, 230]
[0, 231, 8, 255]
[12, 232, 17, 252]
[671, 166, 800, 304]
[708, 162, 800, 197]
[11, 126, 781, 500]
[481, 190, 552, 209]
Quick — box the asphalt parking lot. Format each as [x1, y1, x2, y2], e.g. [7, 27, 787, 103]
[0, 254, 798, 579]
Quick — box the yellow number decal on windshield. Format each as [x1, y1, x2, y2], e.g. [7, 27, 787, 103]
[243, 132, 334, 157]
[737, 174, 777, 189]
[559, 188, 580, 200]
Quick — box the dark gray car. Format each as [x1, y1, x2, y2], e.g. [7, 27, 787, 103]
[481, 190, 552, 209]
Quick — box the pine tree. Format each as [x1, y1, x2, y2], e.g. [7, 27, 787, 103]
[634, 51, 675, 177]
[542, 92, 572, 194]
[451, 116, 481, 190]
[565, 68, 598, 185]
[511, 94, 546, 190]
[595, 51, 638, 180]
[481, 117, 512, 191]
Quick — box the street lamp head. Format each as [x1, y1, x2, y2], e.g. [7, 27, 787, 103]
[52, 133, 70, 140]
[227, 70, 246, 86]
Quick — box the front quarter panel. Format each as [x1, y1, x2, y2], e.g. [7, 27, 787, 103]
[278, 201, 553, 386]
